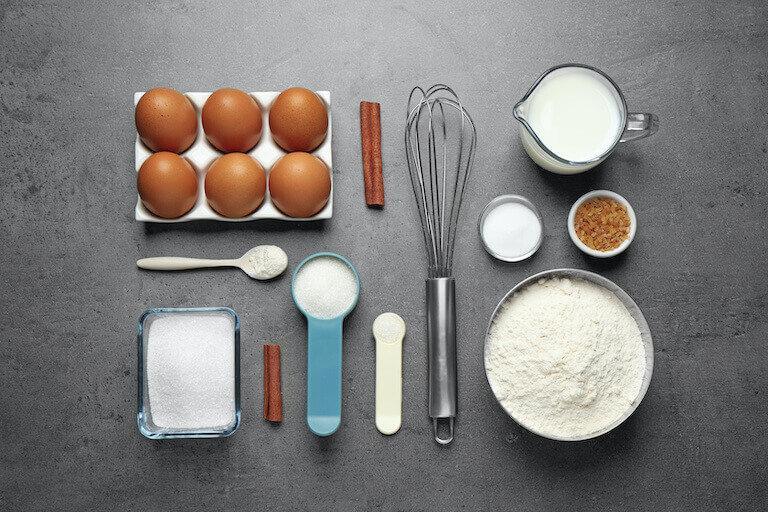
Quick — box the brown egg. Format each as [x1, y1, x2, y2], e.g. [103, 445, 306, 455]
[268, 88, 328, 152]
[269, 153, 331, 217]
[202, 89, 263, 152]
[137, 152, 198, 218]
[205, 154, 267, 217]
[135, 88, 198, 153]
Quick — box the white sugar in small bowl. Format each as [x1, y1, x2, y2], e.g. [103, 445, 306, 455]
[568, 190, 637, 258]
[478, 195, 544, 262]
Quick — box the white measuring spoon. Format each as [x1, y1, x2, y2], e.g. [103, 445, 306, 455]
[137, 245, 288, 280]
[374, 313, 406, 435]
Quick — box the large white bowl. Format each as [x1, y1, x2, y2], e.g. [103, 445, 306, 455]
[483, 268, 654, 441]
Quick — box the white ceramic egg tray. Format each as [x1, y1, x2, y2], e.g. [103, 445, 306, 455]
[134, 91, 332, 222]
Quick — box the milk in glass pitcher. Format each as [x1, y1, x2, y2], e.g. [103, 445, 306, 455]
[514, 64, 658, 174]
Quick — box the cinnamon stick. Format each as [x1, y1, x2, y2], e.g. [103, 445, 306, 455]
[263, 344, 282, 422]
[360, 101, 385, 207]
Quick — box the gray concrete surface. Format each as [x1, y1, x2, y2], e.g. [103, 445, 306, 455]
[1, 0, 766, 510]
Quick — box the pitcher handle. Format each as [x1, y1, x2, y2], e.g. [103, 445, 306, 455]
[620, 113, 659, 143]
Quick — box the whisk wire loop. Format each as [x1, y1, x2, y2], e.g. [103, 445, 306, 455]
[405, 85, 477, 278]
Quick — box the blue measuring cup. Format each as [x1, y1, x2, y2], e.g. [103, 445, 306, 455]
[291, 253, 360, 436]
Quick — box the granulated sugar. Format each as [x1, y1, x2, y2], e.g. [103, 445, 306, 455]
[294, 256, 358, 319]
[147, 313, 236, 429]
[482, 201, 542, 260]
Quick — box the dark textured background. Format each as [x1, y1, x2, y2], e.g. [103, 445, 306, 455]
[1, 1, 766, 510]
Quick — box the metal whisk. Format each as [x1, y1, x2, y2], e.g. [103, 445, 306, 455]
[405, 85, 476, 444]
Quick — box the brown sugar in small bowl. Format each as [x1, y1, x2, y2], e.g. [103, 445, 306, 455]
[568, 190, 637, 258]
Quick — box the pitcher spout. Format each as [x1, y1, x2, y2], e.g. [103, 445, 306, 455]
[513, 100, 526, 122]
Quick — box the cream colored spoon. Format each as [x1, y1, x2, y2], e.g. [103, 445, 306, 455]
[137, 245, 288, 280]
[374, 313, 406, 435]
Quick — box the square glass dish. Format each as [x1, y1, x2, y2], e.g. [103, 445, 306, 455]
[137, 307, 241, 439]
[134, 90, 333, 222]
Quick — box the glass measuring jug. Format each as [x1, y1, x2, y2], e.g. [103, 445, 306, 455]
[513, 64, 659, 174]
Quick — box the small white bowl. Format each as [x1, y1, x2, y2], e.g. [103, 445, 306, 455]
[568, 190, 637, 258]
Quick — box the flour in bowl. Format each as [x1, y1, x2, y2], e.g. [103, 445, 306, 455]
[485, 277, 645, 439]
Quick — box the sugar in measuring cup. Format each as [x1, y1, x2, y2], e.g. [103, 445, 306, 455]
[292, 253, 360, 436]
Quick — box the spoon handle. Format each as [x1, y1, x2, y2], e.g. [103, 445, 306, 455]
[136, 257, 238, 271]
[306, 317, 343, 436]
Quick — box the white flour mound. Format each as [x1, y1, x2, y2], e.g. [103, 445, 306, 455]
[485, 277, 646, 439]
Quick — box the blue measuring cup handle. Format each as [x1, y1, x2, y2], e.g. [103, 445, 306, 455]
[306, 317, 344, 436]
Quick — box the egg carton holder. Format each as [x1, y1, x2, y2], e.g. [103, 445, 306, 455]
[134, 91, 333, 222]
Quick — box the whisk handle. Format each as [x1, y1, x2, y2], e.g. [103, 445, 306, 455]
[426, 277, 457, 444]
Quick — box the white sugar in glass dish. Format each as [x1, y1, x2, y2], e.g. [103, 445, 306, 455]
[478, 195, 544, 262]
[137, 308, 240, 439]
